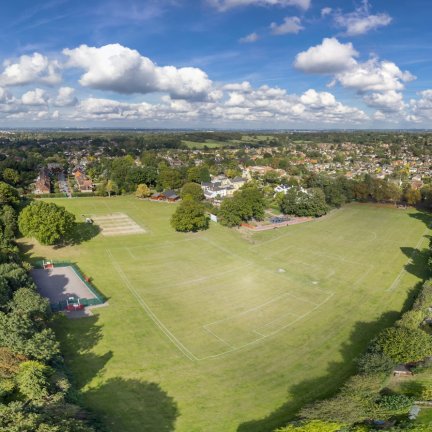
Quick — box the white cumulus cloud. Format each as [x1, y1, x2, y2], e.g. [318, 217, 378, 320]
[21, 88, 48, 106]
[363, 90, 405, 112]
[270, 16, 304, 35]
[54, 86, 78, 107]
[300, 89, 336, 108]
[294, 38, 415, 121]
[57, 81, 368, 126]
[294, 37, 358, 74]
[0, 53, 61, 87]
[209, 0, 310, 12]
[63, 43, 214, 100]
[321, 7, 332, 17]
[334, 58, 415, 93]
[0, 87, 14, 104]
[407, 90, 432, 122]
[334, 0, 392, 36]
[239, 32, 260, 43]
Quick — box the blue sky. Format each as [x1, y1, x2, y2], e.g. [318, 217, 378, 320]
[0, 0, 431, 128]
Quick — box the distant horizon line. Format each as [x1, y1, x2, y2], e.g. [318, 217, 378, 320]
[2, 127, 432, 133]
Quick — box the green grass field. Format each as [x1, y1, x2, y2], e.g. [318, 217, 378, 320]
[182, 139, 232, 149]
[20, 197, 432, 432]
[181, 135, 273, 149]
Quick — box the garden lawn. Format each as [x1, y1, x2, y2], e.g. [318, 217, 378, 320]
[19, 197, 432, 432]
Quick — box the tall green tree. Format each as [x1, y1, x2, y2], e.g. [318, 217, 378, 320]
[171, 200, 209, 232]
[180, 183, 204, 201]
[158, 167, 183, 190]
[280, 188, 327, 217]
[16, 361, 51, 402]
[187, 166, 210, 183]
[11, 288, 51, 321]
[0, 182, 19, 207]
[18, 202, 75, 245]
[135, 184, 151, 199]
[110, 156, 135, 191]
[0, 312, 59, 362]
[372, 327, 432, 363]
[218, 197, 246, 227]
[105, 180, 118, 197]
[2, 169, 19, 186]
[0, 205, 17, 241]
[218, 186, 265, 227]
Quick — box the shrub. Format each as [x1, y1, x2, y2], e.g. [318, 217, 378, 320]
[372, 327, 432, 363]
[357, 352, 395, 375]
[420, 383, 432, 400]
[377, 394, 413, 414]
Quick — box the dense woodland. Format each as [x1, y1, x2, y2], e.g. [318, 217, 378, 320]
[0, 184, 97, 431]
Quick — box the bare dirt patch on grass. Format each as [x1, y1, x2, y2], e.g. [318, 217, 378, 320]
[92, 213, 146, 236]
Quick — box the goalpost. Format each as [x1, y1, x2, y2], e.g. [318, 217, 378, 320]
[43, 260, 54, 270]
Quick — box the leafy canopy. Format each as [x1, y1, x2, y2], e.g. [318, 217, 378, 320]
[18, 201, 75, 245]
[135, 183, 151, 199]
[171, 199, 209, 232]
[180, 182, 204, 201]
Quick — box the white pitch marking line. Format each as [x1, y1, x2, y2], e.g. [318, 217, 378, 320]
[169, 263, 253, 289]
[109, 233, 339, 361]
[199, 291, 335, 361]
[253, 313, 300, 337]
[204, 292, 294, 330]
[125, 247, 138, 260]
[106, 249, 198, 362]
[203, 326, 234, 349]
[201, 237, 252, 264]
[204, 291, 318, 333]
[386, 228, 429, 293]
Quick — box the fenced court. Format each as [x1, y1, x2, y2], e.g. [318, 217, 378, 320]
[31, 262, 105, 312]
[91, 212, 145, 236]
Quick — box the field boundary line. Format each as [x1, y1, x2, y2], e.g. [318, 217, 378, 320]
[125, 247, 137, 260]
[102, 201, 113, 213]
[288, 258, 337, 282]
[201, 237, 252, 264]
[203, 326, 234, 349]
[119, 237, 201, 252]
[106, 249, 199, 361]
[253, 312, 300, 337]
[130, 202, 152, 233]
[200, 291, 335, 360]
[249, 208, 345, 249]
[249, 230, 294, 249]
[169, 263, 252, 289]
[202, 237, 331, 298]
[386, 228, 429, 293]
[204, 292, 299, 329]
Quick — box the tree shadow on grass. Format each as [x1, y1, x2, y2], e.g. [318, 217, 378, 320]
[51, 314, 113, 389]
[408, 210, 432, 228]
[399, 380, 425, 397]
[53, 316, 179, 431]
[17, 241, 45, 266]
[69, 222, 101, 245]
[36, 222, 101, 249]
[237, 311, 401, 432]
[398, 244, 431, 317]
[85, 378, 179, 432]
[238, 212, 432, 431]
[400, 246, 431, 281]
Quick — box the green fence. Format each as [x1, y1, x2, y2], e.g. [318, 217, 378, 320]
[34, 260, 106, 311]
